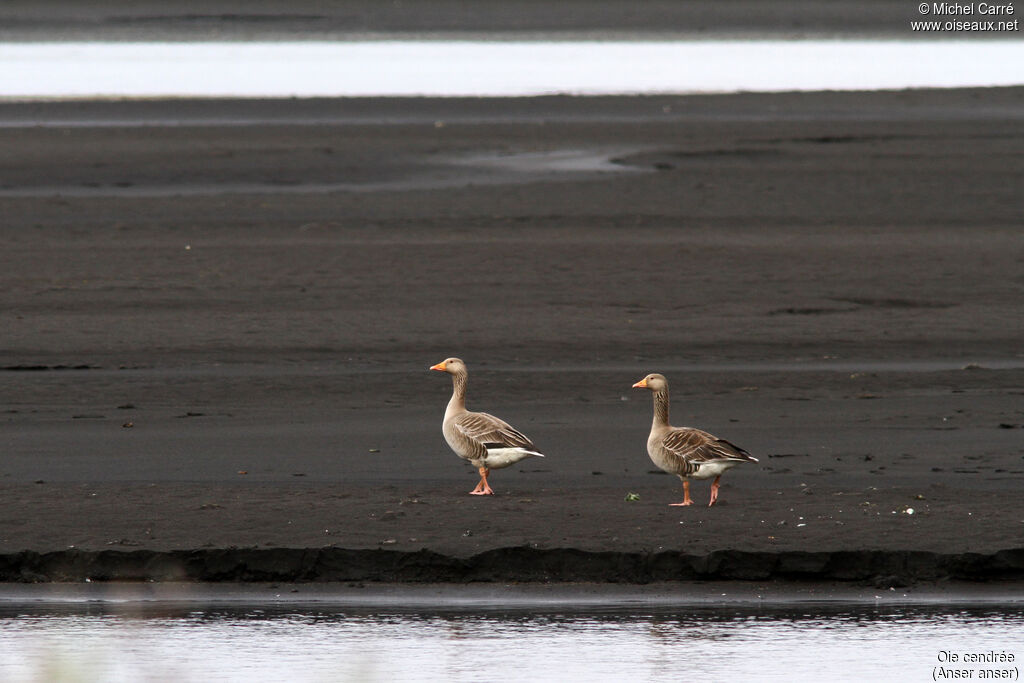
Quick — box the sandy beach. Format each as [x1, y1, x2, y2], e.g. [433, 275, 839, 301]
[1, 10, 1022, 585]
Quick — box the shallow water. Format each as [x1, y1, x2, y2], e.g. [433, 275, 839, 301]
[2, 40, 1023, 98]
[2, 601, 1021, 682]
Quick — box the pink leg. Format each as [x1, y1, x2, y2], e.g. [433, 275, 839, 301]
[469, 467, 494, 495]
[708, 475, 722, 506]
[670, 479, 694, 506]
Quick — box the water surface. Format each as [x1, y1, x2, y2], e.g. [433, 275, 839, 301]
[2, 40, 1023, 98]
[2, 601, 1021, 682]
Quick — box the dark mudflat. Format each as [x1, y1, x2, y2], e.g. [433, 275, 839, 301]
[1, 88, 1022, 585]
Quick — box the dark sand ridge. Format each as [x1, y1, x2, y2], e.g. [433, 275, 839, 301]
[1, 90, 1022, 584]
[0, 0, 929, 41]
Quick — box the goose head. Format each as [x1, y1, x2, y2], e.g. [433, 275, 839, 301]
[632, 373, 668, 392]
[430, 357, 467, 375]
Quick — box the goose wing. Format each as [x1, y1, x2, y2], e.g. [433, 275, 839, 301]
[452, 411, 538, 451]
[661, 428, 758, 470]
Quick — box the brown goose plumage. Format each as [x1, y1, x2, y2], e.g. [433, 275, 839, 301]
[632, 373, 758, 506]
[430, 357, 545, 495]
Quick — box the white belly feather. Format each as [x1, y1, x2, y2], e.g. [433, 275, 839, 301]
[482, 447, 544, 469]
[681, 460, 739, 480]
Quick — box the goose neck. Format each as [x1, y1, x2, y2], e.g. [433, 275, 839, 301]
[652, 387, 670, 428]
[447, 370, 468, 413]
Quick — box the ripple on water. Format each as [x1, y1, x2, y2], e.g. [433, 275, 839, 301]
[0, 604, 1021, 682]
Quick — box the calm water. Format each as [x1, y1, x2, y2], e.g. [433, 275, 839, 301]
[1, 601, 1022, 682]
[2, 40, 1023, 98]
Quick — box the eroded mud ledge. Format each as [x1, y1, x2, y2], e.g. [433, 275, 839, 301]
[4, 547, 1023, 586]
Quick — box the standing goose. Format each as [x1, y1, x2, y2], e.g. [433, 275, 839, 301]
[632, 373, 757, 506]
[430, 358, 545, 495]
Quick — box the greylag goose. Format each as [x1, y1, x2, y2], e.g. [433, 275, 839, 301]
[632, 373, 757, 506]
[430, 358, 545, 495]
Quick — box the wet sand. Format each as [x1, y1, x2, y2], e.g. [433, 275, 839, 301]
[4, 580, 1024, 608]
[1, 89, 1023, 584]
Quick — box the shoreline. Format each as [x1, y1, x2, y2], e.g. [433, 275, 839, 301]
[3, 86, 1023, 119]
